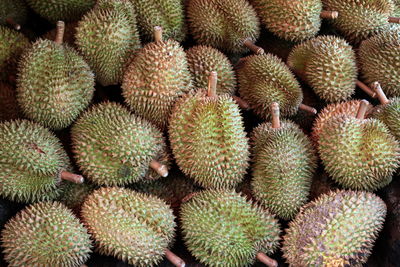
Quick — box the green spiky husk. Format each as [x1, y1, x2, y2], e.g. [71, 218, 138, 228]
[81, 187, 176, 267]
[169, 89, 249, 189]
[251, 120, 317, 220]
[283, 190, 387, 266]
[180, 190, 281, 267]
[371, 97, 400, 140]
[1, 201, 92, 267]
[0, 82, 21, 121]
[0, 0, 28, 28]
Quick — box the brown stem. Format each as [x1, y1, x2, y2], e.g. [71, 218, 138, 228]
[149, 160, 168, 177]
[60, 171, 84, 184]
[80, 265, 88, 267]
[320, 10, 339, 19]
[55, 21, 65, 44]
[5, 17, 21, 30]
[243, 38, 264, 55]
[271, 102, 280, 129]
[356, 80, 376, 98]
[165, 249, 185, 267]
[181, 192, 199, 203]
[207, 71, 218, 97]
[356, 100, 369, 119]
[154, 26, 163, 42]
[256, 252, 278, 267]
[389, 17, 400, 23]
[299, 103, 317, 114]
[232, 95, 249, 109]
[372, 82, 390, 105]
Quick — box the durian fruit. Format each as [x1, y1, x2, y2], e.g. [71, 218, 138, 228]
[75, 0, 141, 86]
[251, 103, 317, 220]
[180, 190, 281, 267]
[0, 0, 28, 30]
[71, 102, 169, 186]
[81, 187, 184, 267]
[358, 28, 400, 97]
[26, 0, 96, 23]
[250, 0, 338, 42]
[1, 201, 92, 267]
[283, 190, 387, 266]
[186, 0, 261, 54]
[318, 100, 400, 191]
[122, 26, 192, 129]
[169, 72, 249, 189]
[0, 26, 30, 82]
[186, 45, 236, 96]
[287, 35, 357, 103]
[0, 82, 21, 121]
[129, 0, 186, 42]
[17, 21, 95, 130]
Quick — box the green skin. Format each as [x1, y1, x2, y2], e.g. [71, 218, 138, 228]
[372, 97, 400, 141]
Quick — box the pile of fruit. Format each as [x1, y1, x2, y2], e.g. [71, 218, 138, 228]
[1, 0, 400, 266]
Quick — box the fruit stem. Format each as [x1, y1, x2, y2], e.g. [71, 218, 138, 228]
[271, 102, 281, 129]
[5, 17, 21, 30]
[154, 26, 163, 42]
[60, 171, 84, 184]
[149, 160, 168, 177]
[320, 10, 339, 19]
[356, 100, 370, 119]
[181, 192, 199, 203]
[55, 21, 65, 44]
[356, 80, 376, 98]
[372, 82, 390, 105]
[207, 71, 218, 97]
[243, 38, 264, 54]
[165, 249, 185, 267]
[256, 252, 278, 267]
[389, 17, 400, 23]
[232, 96, 249, 109]
[299, 103, 317, 114]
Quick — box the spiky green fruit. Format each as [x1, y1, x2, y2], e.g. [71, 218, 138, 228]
[26, 0, 96, 23]
[122, 38, 192, 129]
[237, 54, 303, 119]
[318, 115, 400, 191]
[59, 181, 96, 212]
[288, 35, 357, 103]
[71, 102, 169, 186]
[0, 26, 29, 82]
[186, 45, 236, 95]
[359, 29, 400, 97]
[75, 0, 141, 86]
[251, 120, 317, 220]
[0, 0, 28, 29]
[0, 82, 20, 121]
[181, 190, 281, 267]
[283, 190, 386, 266]
[186, 0, 260, 53]
[169, 89, 249, 189]
[0, 120, 74, 203]
[129, 0, 186, 42]
[1, 201, 92, 267]
[81, 187, 176, 267]
[371, 97, 400, 140]
[16, 39, 94, 130]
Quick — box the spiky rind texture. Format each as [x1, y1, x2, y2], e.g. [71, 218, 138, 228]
[81, 187, 176, 267]
[283, 190, 387, 266]
[0, 26, 30, 82]
[371, 97, 400, 140]
[122, 39, 192, 129]
[251, 120, 317, 220]
[318, 115, 400, 191]
[1, 201, 92, 267]
[181, 190, 281, 267]
[169, 90, 249, 189]
[0, 82, 21, 121]
[251, 0, 322, 42]
[288, 36, 357, 102]
[71, 102, 168, 186]
[26, 0, 96, 23]
[237, 54, 303, 119]
[186, 45, 236, 95]
[186, 0, 260, 53]
[0, 0, 27, 27]
[0, 120, 71, 203]
[75, 0, 141, 86]
[129, 0, 186, 42]
[359, 29, 400, 97]
[17, 39, 94, 130]
[59, 181, 96, 211]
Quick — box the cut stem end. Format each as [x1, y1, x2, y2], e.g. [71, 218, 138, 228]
[356, 80, 377, 98]
[271, 102, 281, 129]
[299, 103, 317, 114]
[256, 252, 278, 267]
[60, 171, 84, 184]
[5, 17, 21, 30]
[243, 38, 264, 55]
[55, 21, 65, 44]
[320, 10, 339, 19]
[356, 100, 370, 120]
[207, 71, 218, 97]
[149, 160, 168, 177]
[372, 82, 390, 105]
[165, 249, 185, 267]
[154, 26, 163, 42]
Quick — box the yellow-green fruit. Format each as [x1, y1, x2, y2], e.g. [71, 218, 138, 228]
[250, 0, 322, 42]
[75, 0, 141, 86]
[0, 120, 72, 203]
[186, 45, 236, 95]
[237, 54, 303, 119]
[251, 120, 317, 220]
[283, 190, 386, 266]
[71, 102, 169, 186]
[186, 0, 260, 53]
[26, 0, 96, 23]
[129, 0, 186, 42]
[81, 187, 176, 267]
[1, 201, 92, 267]
[288, 36, 357, 103]
[359, 29, 400, 97]
[318, 115, 400, 191]
[0, 0, 28, 28]
[16, 39, 95, 130]
[169, 90, 249, 189]
[371, 97, 400, 140]
[181, 190, 281, 267]
[0, 82, 21, 121]
[122, 38, 192, 129]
